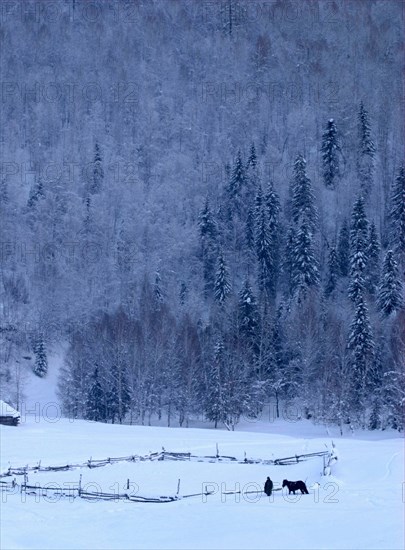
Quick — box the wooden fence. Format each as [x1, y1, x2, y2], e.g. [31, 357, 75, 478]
[0, 444, 337, 504]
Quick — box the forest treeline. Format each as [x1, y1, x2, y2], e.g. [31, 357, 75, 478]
[0, 1, 403, 431]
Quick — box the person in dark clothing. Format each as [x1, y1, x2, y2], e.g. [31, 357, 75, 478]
[264, 476, 273, 496]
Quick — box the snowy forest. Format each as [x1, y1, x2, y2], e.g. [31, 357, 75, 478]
[0, 0, 404, 432]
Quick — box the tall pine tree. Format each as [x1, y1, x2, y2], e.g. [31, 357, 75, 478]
[357, 102, 375, 191]
[337, 219, 350, 277]
[348, 197, 368, 303]
[377, 250, 403, 316]
[347, 294, 374, 417]
[91, 142, 104, 194]
[292, 218, 320, 298]
[214, 250, 232, 306]
[32, 334, 48, 378]
[198, 198, 218, 297]
[366, 222, 380, 295]
[321, 118, 341, 189]
[389, 165, 405, 259]
[291, 154, 318, 231]
[325, 245, 339, 297]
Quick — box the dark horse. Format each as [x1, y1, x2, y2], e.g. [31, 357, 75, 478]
[282, 479, 309, 494]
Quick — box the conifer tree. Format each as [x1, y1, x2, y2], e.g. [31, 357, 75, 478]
[27, 179, 45, 208]
[291, 154, 318, 231]
[228, 150, 245, 199]
[245, 206, 255, 252]
[245, 143, 259, 189]
[198, 198, 218, 296]
[325, 246, 339, 297]
[321, 118, 341, 189]
[347, 294, 374, 409]
[348, 196, 368, 303]
[389, 165, 405, 257]
[199, 198, 217, 241]
[86, 366, 105, 421]
[246, 142, 257, 170]
[366, 222, 380, 295]
[283, 225, 296, 295]
[358, 102, 376, 157]
[337, 219, 350, 277]
[264, 184, 281, 295]
[214, 250, 232, 305]
[357, 102, 375, 191]
[90, 142, 104, 194]
[377, 250, 403, 316]
[204, 339, 224, 428]
[32, 334, 48, 378]
[238, 278, 259, 345]
[292, 218, 319, 297]
[255, 193, 272, 294]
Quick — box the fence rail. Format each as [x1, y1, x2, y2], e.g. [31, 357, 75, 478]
[0, 447, 333, 479]
[1, 444, 337, 504]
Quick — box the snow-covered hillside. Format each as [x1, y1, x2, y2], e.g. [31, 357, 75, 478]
[1, 418, 403, 550]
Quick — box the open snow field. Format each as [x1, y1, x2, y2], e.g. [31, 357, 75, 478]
[0, 415, 404, 550]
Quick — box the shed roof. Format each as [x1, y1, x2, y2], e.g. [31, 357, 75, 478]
[0, 400, 20, 418]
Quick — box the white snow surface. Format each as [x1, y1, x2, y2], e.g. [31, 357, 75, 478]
[0, 417, 404, 550]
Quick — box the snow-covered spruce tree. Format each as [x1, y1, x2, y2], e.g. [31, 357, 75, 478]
[90, 141, 104, 194]
[292, 218, 320, 299]
[357, 102, 375, 191]
[255, 191, 272, 294]
[389, 165, 405, 258]
[214, 249, 232, 306]
[228, 150, 246, 200]
[27, 178, 45, 209]
[246, 142, 257, 171]
[264, 184, 281, 295]
[366, 222, 380, 295]
[86, 366, 106, 422]
[347, 294, 375, 419]
[321, 118, 341, 189]
[291, 154, 318, 231]
[238, 278, 259, 349]
[377, 250, 403, 317]
[204, 338, 224, 428]
[368, 398, 381, 430]
[348, 196, 368, 303]
[83, 195, 92, 232]
[245, 143, 259, 192]
[337, 219, 350, 277]
[245, 206, 255, 252]
[198, 198, 218, 297]
[283, 225, 296, 295]
[358, 102, 376, 157]
[32, 334, 48, 378]
[325, 245, 339, 297]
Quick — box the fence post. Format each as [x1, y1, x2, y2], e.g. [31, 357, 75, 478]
[176, 478, 181, 497]
[216, 443, 219, 458]
[78, 474, 82, 496]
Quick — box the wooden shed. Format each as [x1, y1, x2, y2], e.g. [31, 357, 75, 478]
[0, 400, 20, 426]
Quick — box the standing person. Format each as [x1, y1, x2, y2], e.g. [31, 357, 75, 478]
[264, 476, 273, 496]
